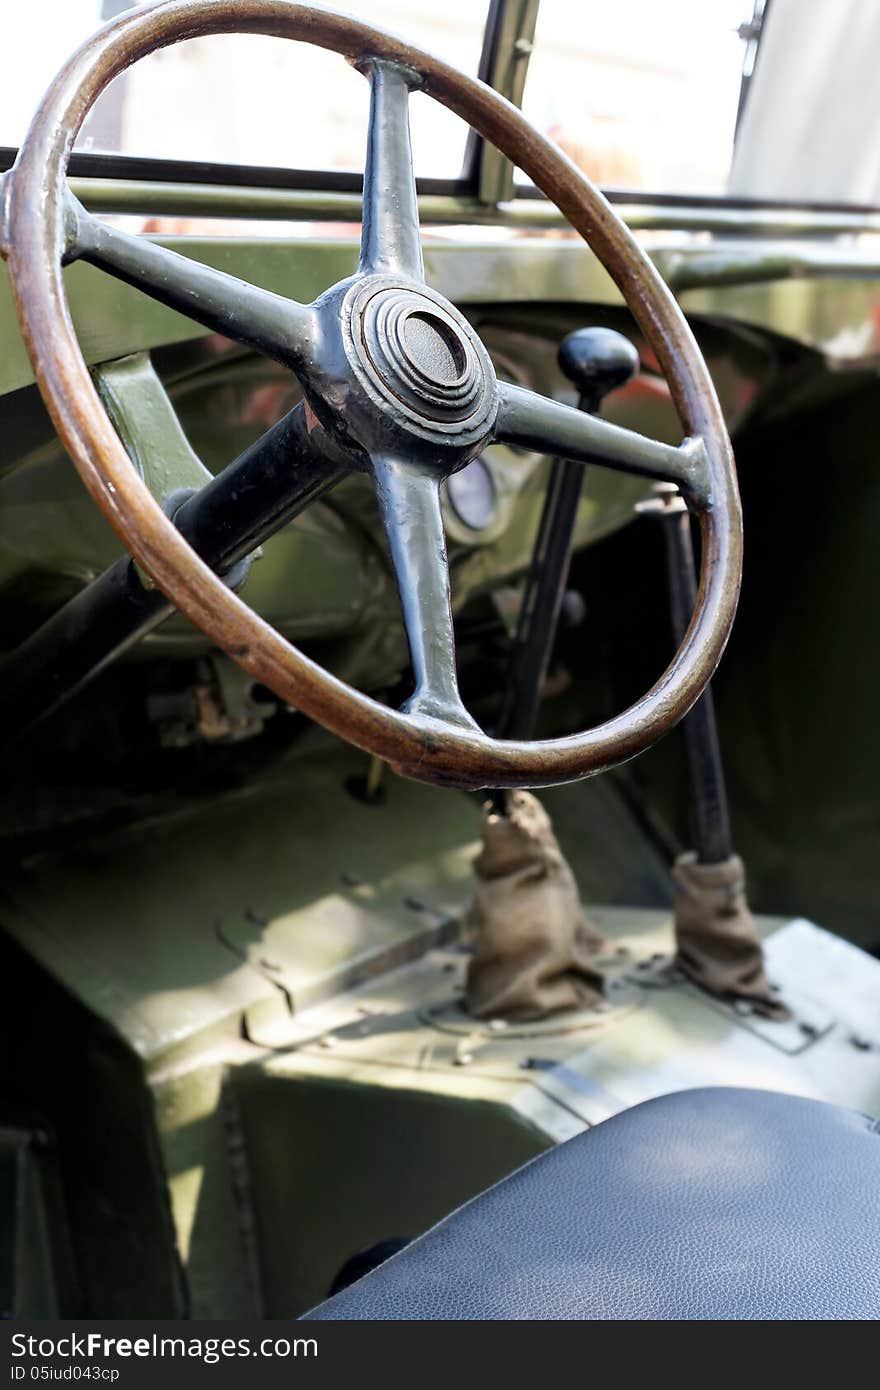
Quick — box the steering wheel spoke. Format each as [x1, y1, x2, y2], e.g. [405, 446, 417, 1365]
[495, 381, 712, 507]
[372, 455, 477, 729]
[358, 58, 424, 282]
[64, 194, 316, 377]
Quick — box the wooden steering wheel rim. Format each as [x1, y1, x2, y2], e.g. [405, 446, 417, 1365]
[3, 0, 742, 789]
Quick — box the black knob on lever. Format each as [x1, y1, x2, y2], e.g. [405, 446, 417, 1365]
[557, 327, 640, 413]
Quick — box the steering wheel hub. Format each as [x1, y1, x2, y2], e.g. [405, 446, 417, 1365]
[342, 278, 498, 453]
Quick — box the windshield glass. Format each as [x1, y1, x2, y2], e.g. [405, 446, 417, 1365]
[3, 0, 490, 179]
[517, 0, 750, 195]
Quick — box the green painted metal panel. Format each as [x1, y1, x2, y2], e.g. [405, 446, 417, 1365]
[3, 234, 878, 401]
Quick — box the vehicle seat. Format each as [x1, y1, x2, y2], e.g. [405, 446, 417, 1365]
[305, 1087, 880, 1319]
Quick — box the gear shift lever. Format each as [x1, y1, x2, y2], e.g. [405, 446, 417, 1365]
[469, 328, 639, 1022]
[491, 328, 640, 788]
[637, 482, 788, 1019]
[637, 482, 732, 864]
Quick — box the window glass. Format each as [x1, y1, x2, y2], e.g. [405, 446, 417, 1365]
[518, 0, 749, 194]
[3, 0, 491, 179]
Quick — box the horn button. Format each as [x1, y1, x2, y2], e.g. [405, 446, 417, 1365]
[339, 277, 498, 464]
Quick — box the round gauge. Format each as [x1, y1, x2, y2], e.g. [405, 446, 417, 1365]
[445, 456, 498, 532]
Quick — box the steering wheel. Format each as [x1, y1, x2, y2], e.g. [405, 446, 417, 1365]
[1, 0, 742, 790]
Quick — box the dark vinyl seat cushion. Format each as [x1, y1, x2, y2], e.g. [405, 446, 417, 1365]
[306, 1087, 880, 1320]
